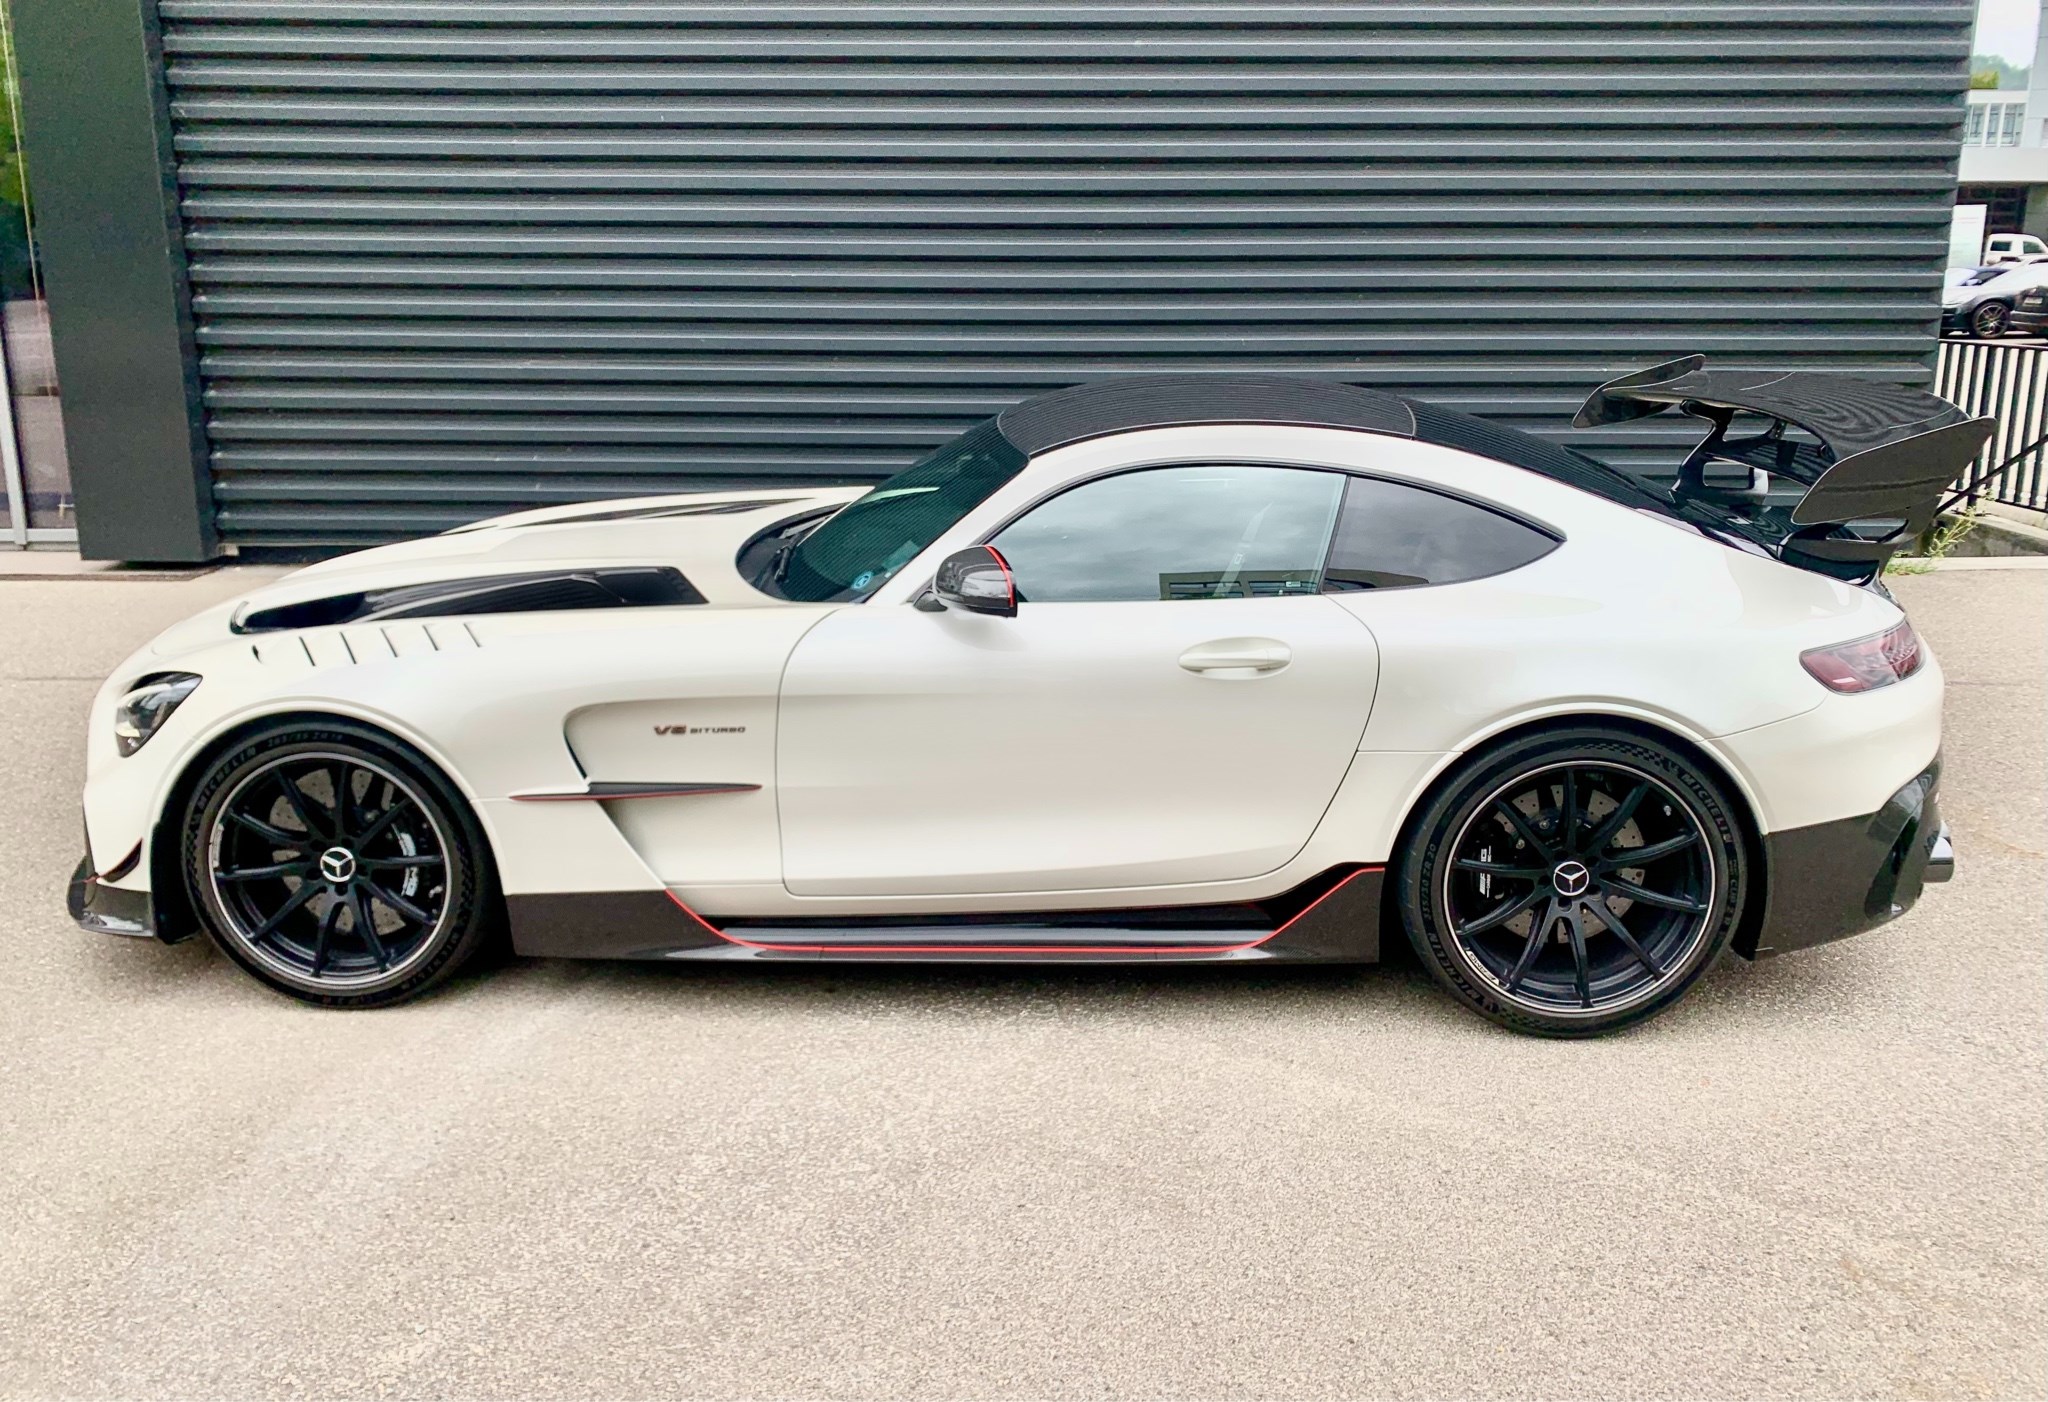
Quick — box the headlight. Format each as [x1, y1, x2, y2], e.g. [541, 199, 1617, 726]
[113, 673, 201, 756]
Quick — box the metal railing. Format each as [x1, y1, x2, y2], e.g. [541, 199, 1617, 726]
[1934, 339, 2048, 512]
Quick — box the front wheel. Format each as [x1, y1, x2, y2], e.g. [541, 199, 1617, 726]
[1972, 300, 2013, 339]
[1398, 729, 1748, 1037]
[182, 721, 501, 1007]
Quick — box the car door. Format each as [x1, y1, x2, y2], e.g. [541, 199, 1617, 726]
[775, 463, 1380, 898]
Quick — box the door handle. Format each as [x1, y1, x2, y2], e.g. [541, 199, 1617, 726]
[1178, 638, 1292, 677]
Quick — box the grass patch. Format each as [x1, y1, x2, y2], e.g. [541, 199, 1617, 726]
[1886, 509, 1981, 576]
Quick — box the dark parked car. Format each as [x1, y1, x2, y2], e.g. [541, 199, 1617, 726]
[2012, 286, 2048, 337]
[1943, 263, 2048, 338]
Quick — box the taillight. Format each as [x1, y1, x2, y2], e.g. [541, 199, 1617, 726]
[1801, 620, 1924, 693]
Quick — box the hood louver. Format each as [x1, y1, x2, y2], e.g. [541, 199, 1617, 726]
[232, 566, 705, 635]
[440, 498, 804, 533]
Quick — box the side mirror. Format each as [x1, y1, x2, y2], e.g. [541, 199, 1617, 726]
[928, 545, 1018, 617]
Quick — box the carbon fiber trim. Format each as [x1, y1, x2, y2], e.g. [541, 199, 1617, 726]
[231, 565, 705, 633]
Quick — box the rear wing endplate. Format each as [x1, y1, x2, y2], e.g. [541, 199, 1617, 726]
[1573, 356, 1995, 573]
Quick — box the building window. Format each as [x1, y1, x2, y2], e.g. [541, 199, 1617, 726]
[1966, 101, 2029, 148]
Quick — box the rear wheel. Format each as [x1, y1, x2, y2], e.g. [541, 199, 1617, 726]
[182, 721, 499, 1007]
[1398, 729, 1747, 1037]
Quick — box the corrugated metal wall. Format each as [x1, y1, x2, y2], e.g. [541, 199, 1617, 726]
[157, 2, 1972, 547]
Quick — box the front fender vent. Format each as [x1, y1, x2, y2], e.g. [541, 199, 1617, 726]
[233, 566, 705, 634]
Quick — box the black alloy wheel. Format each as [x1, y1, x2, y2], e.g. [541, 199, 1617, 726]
[183, 722, 499, 1007]
[1972, 300, 2013, 339]
[1399, 729, 1747, 1036]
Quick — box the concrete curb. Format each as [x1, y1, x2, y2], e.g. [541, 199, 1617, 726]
[1947, 510, 2048, 559]
[0, 551, 222, 581]
[1912, 554, 2048, 570]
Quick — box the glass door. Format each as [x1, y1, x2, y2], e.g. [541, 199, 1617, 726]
[1, 0, 73, 547]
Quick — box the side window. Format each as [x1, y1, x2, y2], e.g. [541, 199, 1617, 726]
[1321, 476, 1557, 591]
[988, 464, 1345, 603]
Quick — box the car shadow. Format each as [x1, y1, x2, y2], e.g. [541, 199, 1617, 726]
[74, 909, 1898, 1045]
[504, 949, 1447, 1020]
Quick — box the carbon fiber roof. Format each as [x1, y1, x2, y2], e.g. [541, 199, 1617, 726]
[994, 375, 1417, 455]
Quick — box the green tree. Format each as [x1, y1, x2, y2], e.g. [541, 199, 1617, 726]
[1969, 54, 2032, 90]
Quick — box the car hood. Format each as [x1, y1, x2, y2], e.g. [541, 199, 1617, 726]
[147, 486, 863, 656]
[1943, 271, 2036, 308]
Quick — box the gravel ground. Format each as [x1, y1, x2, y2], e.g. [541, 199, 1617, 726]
[0, 566, 2041, 1401]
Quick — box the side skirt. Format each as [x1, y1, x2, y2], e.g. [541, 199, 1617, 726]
[507, 865, 1384, 964]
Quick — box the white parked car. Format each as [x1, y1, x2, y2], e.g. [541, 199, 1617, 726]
[69, 362, 1981, 1035]
[1982, 232, 2048, 264]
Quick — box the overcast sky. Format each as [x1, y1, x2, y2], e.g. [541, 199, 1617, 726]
[1975, 0, 2041, 62]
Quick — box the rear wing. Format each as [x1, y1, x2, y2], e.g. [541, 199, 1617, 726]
[1572, 356, 1994, 574]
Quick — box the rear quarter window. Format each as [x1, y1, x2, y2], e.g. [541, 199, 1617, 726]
[1321, 476, 1559, 591]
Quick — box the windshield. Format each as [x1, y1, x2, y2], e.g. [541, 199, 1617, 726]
[760, 420, 1027, 602]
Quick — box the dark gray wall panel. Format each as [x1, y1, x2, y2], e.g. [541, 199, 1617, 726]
[14, 0, 215, 561]
[155, 1, 1973, 547]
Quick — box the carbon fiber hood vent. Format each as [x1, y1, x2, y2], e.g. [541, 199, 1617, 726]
[440, 497, 805, 533]
[231, 566, 706, 634]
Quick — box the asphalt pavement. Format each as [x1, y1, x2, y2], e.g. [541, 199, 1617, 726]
[1, 566, 2042, 1400]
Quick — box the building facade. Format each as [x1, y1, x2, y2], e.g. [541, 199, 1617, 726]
[1957, 2, 2048, 239]
[9, 2, 1979, 562]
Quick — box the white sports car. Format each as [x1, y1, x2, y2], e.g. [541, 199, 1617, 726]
[70, 360, 1978, 1035]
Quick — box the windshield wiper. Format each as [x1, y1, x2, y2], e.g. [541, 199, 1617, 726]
[765, 517, 829, 587]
